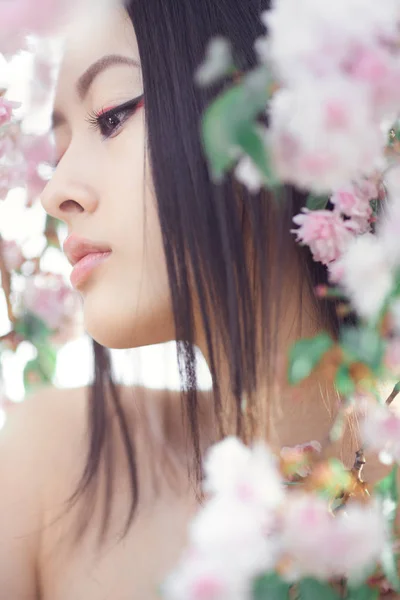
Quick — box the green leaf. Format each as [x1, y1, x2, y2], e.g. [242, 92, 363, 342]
[201, 66, 277, 184]
[14, 312, 54, 344]
[298, 578, 341, 600]
[288, 333, 334, 385]
[36, 342, 58, 381]
[23, 358, 51, 394]
[22, 342, 58, 394]
[339, 326, 384, 373]
[346, 584, 379, 600]
[306, 194, 330, 211]
[236, 124, 279, 186]
[335, 363, 355, 397]
[253, 572, 291, 600]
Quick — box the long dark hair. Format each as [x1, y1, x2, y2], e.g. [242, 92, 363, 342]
[64, 0, 339, 545]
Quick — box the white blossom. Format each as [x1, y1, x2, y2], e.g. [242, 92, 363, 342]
[203, 437, 284, 511]
[195, 37, 233, 86]
[234, 155, 264, 194]
[329, 233, 393, 320]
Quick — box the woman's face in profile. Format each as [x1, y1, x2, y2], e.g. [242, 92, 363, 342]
[40, 6, 174, 350]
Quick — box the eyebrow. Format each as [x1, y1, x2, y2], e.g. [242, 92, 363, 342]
[51, 53, 141, 129]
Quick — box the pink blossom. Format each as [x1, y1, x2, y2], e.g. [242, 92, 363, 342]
[281, 492, 387, 581]
[190, 496, 278, 576]
[344, 44, 400, 116]
[1, 240, 24, 272]
[330, 183, 373, 233]
[292, 208, 357, 265]
[327, 259, 345, 284]
[0, 135, 15, 160]
[280, 440, 321, 478]
[263, 0, 400, 115]
[163, 554, 251, 600]
[269, 81, 385, 193]
[0, 98, 20, 127]
[21, 133, 54, 166]
[22, 273, 77, 331]
[203, 437, 284, 511]
[355, 176, 380, 203]
[378, 194, 400, 265]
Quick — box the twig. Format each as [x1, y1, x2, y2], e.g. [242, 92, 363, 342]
[386, 383, 400, 407]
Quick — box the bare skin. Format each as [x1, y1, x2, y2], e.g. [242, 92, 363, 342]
[0, 382, 398, 600]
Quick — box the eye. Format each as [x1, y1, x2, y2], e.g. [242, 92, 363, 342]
[85, 94, 144, 140]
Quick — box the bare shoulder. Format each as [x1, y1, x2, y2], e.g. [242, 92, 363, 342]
[0, 385, 87, 599]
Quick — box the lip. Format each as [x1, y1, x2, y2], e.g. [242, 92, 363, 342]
[70, 250, 112, 288]
[63, 234, 112, 289]
[63, 234, 112, 267]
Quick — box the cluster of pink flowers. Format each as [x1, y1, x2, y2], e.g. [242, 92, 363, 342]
[291, 177, 378, 266]
[162, 437, 387, 600]
[317, 170, 400, 321]
[258, 0, 400, 193]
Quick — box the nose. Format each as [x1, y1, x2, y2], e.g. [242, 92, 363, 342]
[40, 164, 99, 224]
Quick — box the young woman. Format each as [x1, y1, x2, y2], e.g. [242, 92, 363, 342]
[0, 1, 396, 598]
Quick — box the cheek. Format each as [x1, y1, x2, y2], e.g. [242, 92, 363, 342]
[81, 122, 174, 349]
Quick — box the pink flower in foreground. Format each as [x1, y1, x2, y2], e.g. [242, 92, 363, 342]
[281, 492, 386, 581]
[0, 135, 16, 160]
[0, 164, 25, 201]
[330, 181, 374, 233]
[292, 209, 357, 265]
[162, 553, 252, 600]
[360, 401, 400, 464]
[22, 273, 77, 331]
[263, 0, 400, 115]
[269, 81, 385, 193]
[190, 496, 278, 576]
[203, 436, 284, 511]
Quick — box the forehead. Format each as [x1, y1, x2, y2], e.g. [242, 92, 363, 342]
[55, 6, 139, 98]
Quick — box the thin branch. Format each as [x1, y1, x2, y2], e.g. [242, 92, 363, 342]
[386, 383, 400, 407]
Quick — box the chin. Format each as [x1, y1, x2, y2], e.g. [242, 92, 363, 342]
[81, 285, 175, 349]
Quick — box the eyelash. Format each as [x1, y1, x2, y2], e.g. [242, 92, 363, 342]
[85, 94, 145, 139]
[51, 95, 144, 168]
